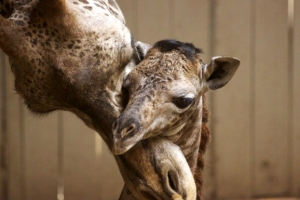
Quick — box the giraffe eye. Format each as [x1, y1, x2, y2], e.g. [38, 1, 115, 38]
[172, 97, 194, 109]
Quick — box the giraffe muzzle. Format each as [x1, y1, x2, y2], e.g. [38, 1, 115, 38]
[118, 137, 197, 200]
[111, 115, 143, 155]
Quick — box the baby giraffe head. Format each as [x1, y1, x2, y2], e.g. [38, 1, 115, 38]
[111, 39, 239, 155]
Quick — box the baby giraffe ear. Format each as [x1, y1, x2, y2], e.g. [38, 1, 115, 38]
[124, 41, 152, 80]
[134, 41, 152, 62]
[203, 56, 240, 90]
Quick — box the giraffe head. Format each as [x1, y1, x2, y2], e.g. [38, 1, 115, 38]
[111, 39, 240, 155]
[0, 0, 140, 141]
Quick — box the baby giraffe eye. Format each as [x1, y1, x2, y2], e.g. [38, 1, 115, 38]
[172, 97, 194, 109]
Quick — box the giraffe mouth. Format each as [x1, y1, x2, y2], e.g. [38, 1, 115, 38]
[111, 116, 144, 155]
[162, 123, 186, 137]
[110, 132, 144, 155]
[111, 116, 187, 155]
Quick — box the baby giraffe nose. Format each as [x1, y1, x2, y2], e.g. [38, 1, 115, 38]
[111, 116, 142, 155]
[120, 123, 136, 139]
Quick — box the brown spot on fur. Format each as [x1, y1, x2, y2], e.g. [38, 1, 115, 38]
[15, 20, 25, 26]
[95, 3, 105, 9]
[78, 0, 89, 4]
[25, 32, 32, 37]
[109, 7, 119, 17]
[83, 6, 92, 11]
[68, 44, 74, 49]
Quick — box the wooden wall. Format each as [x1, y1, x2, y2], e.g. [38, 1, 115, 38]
[0, 0, 299, 199]
[0, 51, 123, 200]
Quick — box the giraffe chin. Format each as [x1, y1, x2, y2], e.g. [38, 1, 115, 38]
[111, 121, 187, 155]
[110, 114, 145, 155]
[110, 140, 138, 155]
[110, 127, 144, 155]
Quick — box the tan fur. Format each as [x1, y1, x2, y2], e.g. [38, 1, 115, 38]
[113, 44, 208, 199]
[114, 41, 239, 199]
[0, 2, 238, 200]
[172, 194, 184, 200]
[0, 1, 199, 200]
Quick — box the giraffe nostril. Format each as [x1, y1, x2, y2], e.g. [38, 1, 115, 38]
[121, 124, 136, 139]
[167, 170, 180, 195]
[111, 116, 142, 154]
[160, 160, 183, 198]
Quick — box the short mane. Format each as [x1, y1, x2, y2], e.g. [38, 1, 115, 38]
[153, 39, 203, 61]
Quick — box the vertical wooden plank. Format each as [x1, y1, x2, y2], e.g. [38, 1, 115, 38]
[172, 0, 211, 61]
[96, 138, 124, 200]
[23, 112, 58, 200]
[136, 0, 171, 44]
[5, 57, 23, 200]
[292, 0, 300, 196]
[63, 112, 123, 200]
[253, 0, 289, 196]
[63, 112, 99, 200]
[0, 50, 5, 200]
[212, 0, 252, 198]
[117, 0, 138, 35]
[206, 0, 217, 197]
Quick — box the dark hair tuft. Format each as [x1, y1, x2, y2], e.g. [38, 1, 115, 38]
[153, 39, 203, 61]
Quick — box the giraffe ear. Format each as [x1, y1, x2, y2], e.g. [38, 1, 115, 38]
[134, 41, 151, 62]
[203, 56, 240, 90]
[124, 41, 151, 80]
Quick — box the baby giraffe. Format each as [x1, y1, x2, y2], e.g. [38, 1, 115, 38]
[112, 39, 240, 199]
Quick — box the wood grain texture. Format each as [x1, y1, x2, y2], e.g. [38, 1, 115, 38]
[212, 0, 252, 198]
[172, 0, 211, 61]
[253, 0, 289, 196]
[292, 0, 300, 196]
[23, 111, 58, 200]
[62, 112, 123, 200]
[136, 0, 171, 44]
[63, 112, 101, 200]
[118, 0, 138, 36]
[96, 138, 124, 200]
[5, 54, 23, 200]
[0, 50, 4, 200]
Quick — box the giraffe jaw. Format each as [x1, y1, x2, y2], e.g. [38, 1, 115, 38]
[162, 123, 186, 137]
[110, 123, 186, 155]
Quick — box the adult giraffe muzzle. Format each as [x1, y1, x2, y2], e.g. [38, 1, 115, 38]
[117, 137, 197, 200]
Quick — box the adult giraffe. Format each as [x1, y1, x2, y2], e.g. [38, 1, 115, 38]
[0, 0, 198, 199]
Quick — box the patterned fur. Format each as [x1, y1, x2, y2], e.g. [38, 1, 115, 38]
[0, 2, 238, 200]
